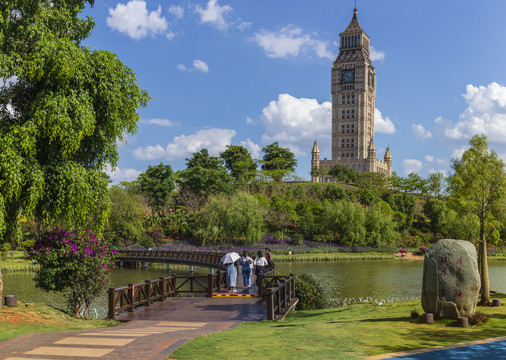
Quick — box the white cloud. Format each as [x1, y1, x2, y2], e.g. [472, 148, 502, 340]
[105, 164, 141, 183]
[259, 94, 331, 156]
[374, 108, 396, 134]
[142, 118, 178, 126]
[195, 0, 232, 31]
[240, 138, 261, 159]
[424, 155, 434, 163]
[166, 31, 176, 40]
[443, 82, 506, 142]
[246, 116, 255, 125]
[412, 123, 432, 140]
[132, 128, 236, 161]
[107, 0, 168, 40]
[168, 5, 184, 19]
[192, 59, 209, 73]
[176, 59, 209, 73]
[369, 46, 385, 61]
[253, 25, 333, 60]
[435, 158, 446, 165]
[237, 21, 252, 32]
[452, 146, 467, 160]
[402, 159, 423, 175]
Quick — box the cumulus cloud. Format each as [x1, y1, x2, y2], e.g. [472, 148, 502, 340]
[424, 155, 434, 163]
[451, 147, 467, 160]
[105, 164, 141, 183]
[132, 128, 236, 161]
[142, 118, 178, 126]
[166, 31, 176, 40]
[374, 108, 395, 134]
[369, 46, 385, 61]
[195, 0, 232, 31]
[237, 21, 252, 32]
[259, 94, 331, 155]
[240, 138, 261, 159]
[168, 4, 184, 19]
[253, 25, 333, 60]
[107, 1, 168, 40]
[176, 59, 209, 73]
[412, 123, 432, 140]
[402, 159, 423, 175]
[443, 82, 506, 142]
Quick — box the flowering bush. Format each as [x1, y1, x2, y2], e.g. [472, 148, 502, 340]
[399, 249, 407, 257]
[27, 229, 116, 319]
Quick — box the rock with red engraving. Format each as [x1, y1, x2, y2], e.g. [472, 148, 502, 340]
[421, 239, 480, 319]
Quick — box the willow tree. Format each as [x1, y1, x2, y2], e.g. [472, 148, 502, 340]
[447, 134, 506, 305]
[0, 1, 149, 299]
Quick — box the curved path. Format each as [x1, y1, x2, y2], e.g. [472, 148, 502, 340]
[0, 296, 265, 360]
[117, 250, 226, 270]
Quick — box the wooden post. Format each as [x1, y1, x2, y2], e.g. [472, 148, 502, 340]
[107, 288, 115, 320]
[172, 274, 177, 296]
[145, 280, 151, 306]
[128, 284, 135, 312]
[208, 273, 214, 297]
[159, 277, 165, 302]
[266, 289, 274, 320]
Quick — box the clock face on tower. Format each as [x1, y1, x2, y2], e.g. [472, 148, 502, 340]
[342, 70, 354, 83]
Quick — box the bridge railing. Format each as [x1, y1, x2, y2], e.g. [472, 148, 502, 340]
[107, 271, 227, 320]
[263, 274, 298, 320]
[117, 250, 226, 269]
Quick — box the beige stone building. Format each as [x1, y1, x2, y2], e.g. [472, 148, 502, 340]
[311, 7, 392, 182]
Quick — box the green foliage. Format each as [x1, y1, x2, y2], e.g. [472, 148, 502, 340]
[261, 142, 297, 181]
[329, 165, 358, 183]
[423, 198, 447, 239]
[138, 236, 155, 249]
[27, 229, 116, 319]
[447, 134, 506, 304]
[138, 163, 175, 215]
[427, 172, 445, 197]
[322, 184, 348, 202]
[161, 210, 196, 239]
[358, 189, 376, 206]
[0, 0, 149, 240]
[220, 145, 256, 180]
[294, 273, 328, 310]
[178, 149, 233, 210]
[364, 205, 398, 247]
[0, 243, 10, 260]
[107, 185, 145, 245]
[269, 195, 297, 236]
[321, 201, 365, 245]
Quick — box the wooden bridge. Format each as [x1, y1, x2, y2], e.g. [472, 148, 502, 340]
[116, 249, 226, 270]
[108, 266, 298, 321]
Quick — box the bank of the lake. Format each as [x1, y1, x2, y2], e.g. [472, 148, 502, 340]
[171, 293, 506, 360]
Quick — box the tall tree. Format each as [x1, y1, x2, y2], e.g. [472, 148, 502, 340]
[220, 145, 256, 180]
[427, 172, 445, 198]
[447, 134, 506, 305]
[138, 163, 175, 216]
[261, 142, 297, 181]
[423, 197, 446, 241]
[177, 149, 232, 210]
[0, 1, 149, 301]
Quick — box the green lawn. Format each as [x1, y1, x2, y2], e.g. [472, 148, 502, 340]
[0, 251, 33, 270]
[0, 302, 119, 342]
[171, 293, 506, 360]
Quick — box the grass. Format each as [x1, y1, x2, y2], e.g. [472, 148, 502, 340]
[0, 251, 34, 272]
[0, 301, 119, 342]
[170, 293, 506, 360]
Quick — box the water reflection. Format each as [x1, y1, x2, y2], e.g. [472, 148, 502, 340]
[3, 261, 505, 318]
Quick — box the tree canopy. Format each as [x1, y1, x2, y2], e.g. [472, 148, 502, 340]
[261, 142, 297, 181]
[447, 134, 506, 305]
[0, 0, 149, 240]
[138, 163, 175, 216]
[220, 145, 256, 180]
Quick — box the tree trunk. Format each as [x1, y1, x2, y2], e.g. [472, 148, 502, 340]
[479, 221, 490, 305]
[0, 269, 3, 309]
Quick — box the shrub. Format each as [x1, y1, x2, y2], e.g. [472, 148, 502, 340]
[469, 311, 489, 326]
[27, 229, 116, 319]
[0, 243, 11, 260]
[291, 233, 303, 246]
[410, 310, 420, 319]
[295, 273, 328, 310]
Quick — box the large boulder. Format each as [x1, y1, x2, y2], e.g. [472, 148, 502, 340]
[421, 239, 480, 319]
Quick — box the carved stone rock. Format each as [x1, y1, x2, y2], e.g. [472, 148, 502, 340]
[421, 239, 480, 319]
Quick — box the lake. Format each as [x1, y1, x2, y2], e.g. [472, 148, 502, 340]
[3, 260, 505, 318]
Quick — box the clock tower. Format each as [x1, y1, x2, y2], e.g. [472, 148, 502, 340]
[312, 7, 392, 182]
[331, 6, 375, 162]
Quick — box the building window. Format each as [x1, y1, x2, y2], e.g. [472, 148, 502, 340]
[347, 124, 350, 128]
[363, 164, 367, 171]
[351, 115, 354, 119]
[342, 124, 345, 128]
[351, 129, 354, 133]
[351, 124, 354, 128]
[342, 153, 345, 158]
[342, 130, 345, 133]
[352, 95, 355, 99]
[352, 100, 355, 104]
[347, 100, 350, 104]
[346, 130, 349, 133]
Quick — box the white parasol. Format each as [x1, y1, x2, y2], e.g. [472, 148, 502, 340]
[221, 252, 240, 265]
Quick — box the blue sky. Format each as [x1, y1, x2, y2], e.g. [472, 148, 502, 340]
[82, 0, 506, 182]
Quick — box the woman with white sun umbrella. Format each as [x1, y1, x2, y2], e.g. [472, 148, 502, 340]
[221, 252, 240, 293]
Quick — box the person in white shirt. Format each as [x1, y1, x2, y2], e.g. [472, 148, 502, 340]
[254, 250, 268, 286]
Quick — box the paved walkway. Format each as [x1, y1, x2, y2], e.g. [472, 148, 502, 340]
[369, 336, 506, 360]
[0, 296, 265, 360]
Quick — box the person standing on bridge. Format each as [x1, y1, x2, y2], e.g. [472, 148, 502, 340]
[241, 251, 253, 289]
[254, 251, 268, 286]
